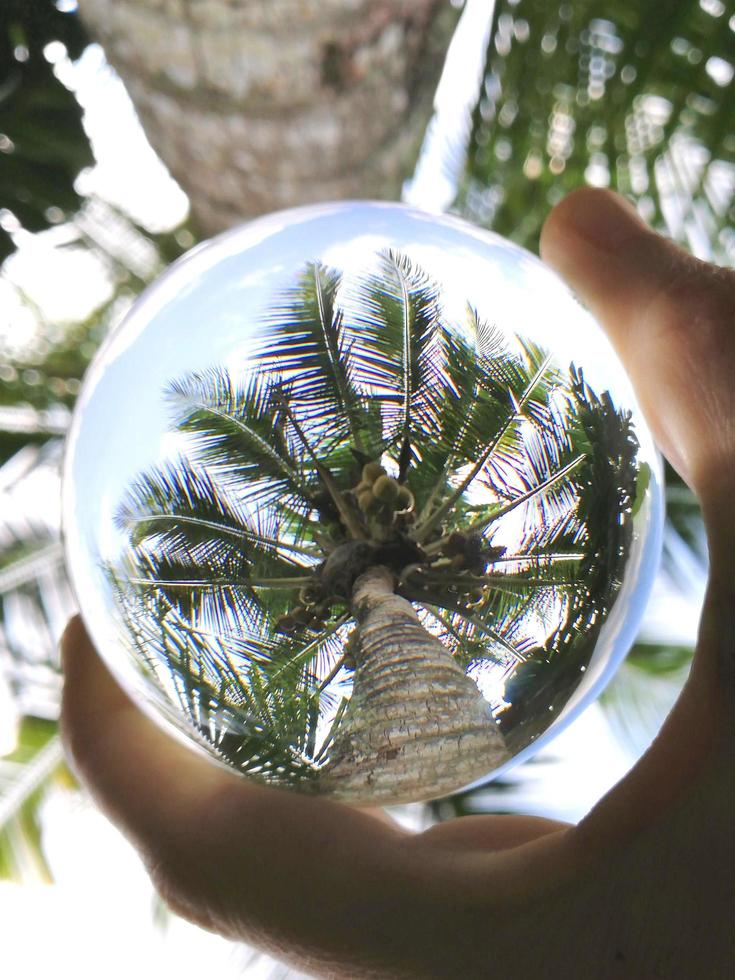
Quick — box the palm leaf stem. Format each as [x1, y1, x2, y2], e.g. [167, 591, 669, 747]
[477, 572, 579, 587]
[274, 394, 365, 540]
[268, 615, 350, 683]
[478, 579, 577, 599]
[423, 605, 505, 670]
[422, 602, 529, 665]
[313, 271, 366, 455]
[123, 514, 320, 559]
[414, 353, 554, 543]
[415, 458, 451, 526]
[423, 605, 468, 649]
[487, 552, 584, 566]
[0, 736, 64, 832]
[250, 577, 316, 589]
[126, 575, 310, 589]
[317, 655, 347, 693]
[397, 265, 413, 459]
[416, 571, 578, 590]
[424, 453, 586, 555]
[313, 698, 349, 764]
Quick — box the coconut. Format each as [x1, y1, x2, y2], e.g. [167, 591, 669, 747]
[362, 461, 386, 484]
[357, 489, 377, 512]
[372, 474, 400, 503]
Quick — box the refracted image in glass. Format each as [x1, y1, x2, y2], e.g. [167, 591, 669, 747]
[106, 250, 647, 805]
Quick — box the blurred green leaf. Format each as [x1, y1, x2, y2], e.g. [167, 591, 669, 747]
[0, 716, 68, 884]
[0, 0, 92, 260]
[458, 0, 735, 260]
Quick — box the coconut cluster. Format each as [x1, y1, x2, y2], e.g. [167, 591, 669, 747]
[275, 461, 418, 637]
[354, 462, 413, 519]
[274, 578, 338, 635]
[274, 603, 325, 635]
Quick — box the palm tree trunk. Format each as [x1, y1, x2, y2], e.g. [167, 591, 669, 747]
[76, 0, 458, 235]
[319, 566, 509, 805]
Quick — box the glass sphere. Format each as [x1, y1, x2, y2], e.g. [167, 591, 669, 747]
[63, 201, 663, 806]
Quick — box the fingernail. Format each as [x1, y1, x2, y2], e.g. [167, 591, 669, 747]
[59, 614, 85, 672]
[564, 189, 648, 253]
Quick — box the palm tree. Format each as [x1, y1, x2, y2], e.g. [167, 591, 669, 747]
[110, 251, 642, 805]
[74, 0, 459, 235]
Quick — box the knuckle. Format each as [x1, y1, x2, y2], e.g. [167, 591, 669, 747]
[143, 850, 218, 930]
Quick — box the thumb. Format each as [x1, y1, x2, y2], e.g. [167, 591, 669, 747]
[540, 188, 735, 849]
[540, 187, 735, 510]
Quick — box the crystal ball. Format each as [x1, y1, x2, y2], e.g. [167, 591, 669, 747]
[63, 201, 663, 806]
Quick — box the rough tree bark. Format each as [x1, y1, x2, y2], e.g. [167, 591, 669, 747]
[320, 566, 509, 805]
[76, 0, 458, 234]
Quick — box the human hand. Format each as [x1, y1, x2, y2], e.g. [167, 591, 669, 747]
[60, 188, 735, 979]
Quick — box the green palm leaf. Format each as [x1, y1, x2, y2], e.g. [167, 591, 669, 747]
[117, 594, 346, 784]
[0, 717, 65, 884]
[411, 316, 566, 542]
[499, 369, 640, 743]
[408, 317, 512, 515]
[256, 262, 381, 455]
[348, 250, 445, 475]
[166, 367, 311, 509]
[116, 458, 319, 564]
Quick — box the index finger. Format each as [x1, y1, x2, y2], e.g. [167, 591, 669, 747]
[540, 187, 735, 508]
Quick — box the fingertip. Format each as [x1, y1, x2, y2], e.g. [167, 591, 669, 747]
[59, 617, 130, 819]
[541, 184, 696, 312]
[540, 186, 646, 263]
[59, 614, 132, 752]
[59, 613, 89, 671]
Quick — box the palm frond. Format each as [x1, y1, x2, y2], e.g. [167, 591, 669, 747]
[348, 250, 444, 473]
[166, 367, 311, 507]
[0, 443, 70, 723]
[497, 371, 641, 745]
[414, 321, 562, 542]
[115, 534, 313, 645]
[116, 457, 319, 564]
[0, 717, 65, 884]
[115, 591, 348, 785]
[420, 601, 534, 673]
[0, 542, 65, 597]
[410, 317, 510, 517]
[0, 732, 64, 833]
[256, 262, 380, 455]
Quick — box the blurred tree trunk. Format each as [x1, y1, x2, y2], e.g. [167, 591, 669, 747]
[76, 0, 458, 235]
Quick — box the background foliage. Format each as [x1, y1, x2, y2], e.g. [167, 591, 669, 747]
[461, 0, 735, 261]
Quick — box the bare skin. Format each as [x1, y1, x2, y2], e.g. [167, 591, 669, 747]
[60, 188, 735, 979]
